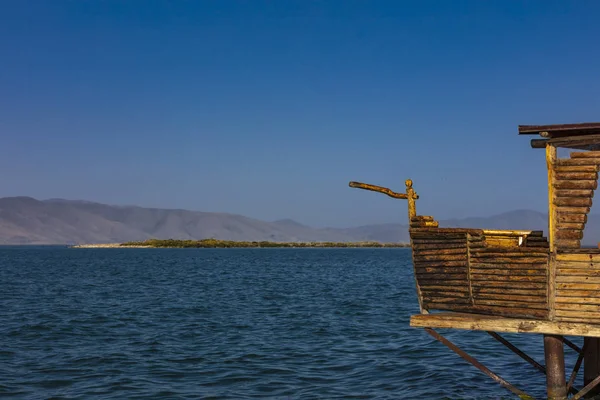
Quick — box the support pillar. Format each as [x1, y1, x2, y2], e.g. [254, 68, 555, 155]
[584, 337, 600, 398]
[545, 334, 567, 400]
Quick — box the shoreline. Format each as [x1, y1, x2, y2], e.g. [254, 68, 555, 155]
[71, 239, 411, 249]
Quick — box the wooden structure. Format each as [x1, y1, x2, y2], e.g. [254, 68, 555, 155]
[349, 122, 600, 399]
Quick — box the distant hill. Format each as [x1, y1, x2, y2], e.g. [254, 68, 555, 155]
[0, 197, 599, 246]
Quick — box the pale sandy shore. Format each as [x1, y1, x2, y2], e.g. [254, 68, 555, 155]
[71, 243, 151, 248]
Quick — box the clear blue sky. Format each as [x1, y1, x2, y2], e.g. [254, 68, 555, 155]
[1, 1, 599, 227]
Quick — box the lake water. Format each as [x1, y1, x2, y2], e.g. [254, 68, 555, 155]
[0, 247, 583, 399]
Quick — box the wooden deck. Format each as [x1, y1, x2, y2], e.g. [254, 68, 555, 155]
[410, 312, 600, 337]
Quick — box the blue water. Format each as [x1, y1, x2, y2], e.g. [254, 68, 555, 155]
[0, 247, 583, 399]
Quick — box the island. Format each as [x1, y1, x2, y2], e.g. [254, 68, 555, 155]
[71, 238, 411, 248]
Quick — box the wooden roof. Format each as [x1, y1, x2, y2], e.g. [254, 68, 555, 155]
[521, 122, 600, 150]
[519, 122, 600, 137]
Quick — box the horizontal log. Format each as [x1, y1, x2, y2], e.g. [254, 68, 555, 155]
[483, 229, 540, 236]
[555, 229, 584, 240]
[470, 263, 547, 270]
[413, 260, 467, 267]
[557, 276, 600, 284]
[418, 304, 549, 319]
[415, 273, 468, 281]
[571, 151, 600, 158]
[413, 254, 467, 262]
[412, 243, 468, 250]
[557, 283, 600, 290]
[556, 303, 600, 312]
[473, 287, 547, 296]
[470, 268, 546, 276]
[410, 236, 467, 244]
[556, 253, 600, 262]
[413, 247, 467, 255]
[473, 299, 548, 309]
[416, 279, 468, 286]
[556, 213, 587, 223]
[411, 227, 482, 234]
[554, 238, 581, 248]
[471, 281, 546, 289]
[524, 242, 550, 248]
[557, 158, 600, 166]
[410, 221, 439, 228]
[411, 239, 466, 244]
[555, 222, 585, 230]
[471, 247, 549, 254]
[416, 267, 467, 274]
[557, 291, 600, 300]
[469, 257, 550, 264]
[555, 206, 591, 214]
[555, 172, 598, 181]
[422, 297, 471, 304]
[470, 251, 549, 258]
[419, 285, 470, 292]
[554, 165, 599, 173]
[555, 309, 600, 319]
[413, 252, 467, 262]
[409, 312, 600, 336]
[420, 290, 471, 298]
[474, 293, 547, 302]
[555, 171, 598, 181]
[411, 215, 434, 222]
[553, 179, 598, 190]
[557, 268, 600, 276]
[554, 197, 593, 207]
[470, 274, 546, 282]
[556, 297, 600, 305]
[554, 316, 600, 324]
[554, 189, 594, 198]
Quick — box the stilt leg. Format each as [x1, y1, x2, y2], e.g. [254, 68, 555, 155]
[584, 337, 600, 399]
[544, 334, 567, 400]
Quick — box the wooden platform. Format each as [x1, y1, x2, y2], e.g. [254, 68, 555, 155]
[410, 312, 600, 337]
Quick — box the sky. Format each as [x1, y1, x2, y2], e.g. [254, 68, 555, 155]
[1, 1, 600, 228]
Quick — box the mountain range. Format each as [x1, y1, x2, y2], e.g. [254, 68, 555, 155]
[0, 196, 599, 246]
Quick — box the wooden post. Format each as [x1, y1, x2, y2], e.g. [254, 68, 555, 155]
[547, 144, 557, 252]
[406, 179, 416, 221]
[584, 337, 600, 398]
[545, 334, 567, 400]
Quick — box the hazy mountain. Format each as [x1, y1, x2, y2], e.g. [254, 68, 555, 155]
[0, 197, 599, 246]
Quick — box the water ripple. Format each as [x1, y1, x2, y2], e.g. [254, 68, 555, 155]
[0, 247, 584, 399]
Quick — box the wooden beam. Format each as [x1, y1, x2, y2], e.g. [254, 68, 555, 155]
[410, 312, 600, 337]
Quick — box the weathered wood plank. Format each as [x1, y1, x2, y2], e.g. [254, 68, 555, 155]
[412, 243, 468, 250]
[413, 247, 467, 255]
[555, 165, 599, 172]
[555, 229, 585, 240]
[557, 158, 600, 166]
[556, 222, 586, 230]
[558, 269, 600, 276]
[419, 285, 470, 292]
[413, 254, 467, 262]
[409, 312, 600, 336]
[554, 197, 593, 207]
[422, 297, 472, 304]
[557, 289, 600, 297]
[556, 303, 600, 312]
[557, 276, 600, 284]
[471, 248, 549, 254]
[557, 253, 600, 262]
[571, 151, 600, 159]
[555, 172, 598, 180]
[474, 299, 548, 309]
[420, 290, 471, 298]
[413, 260, 467, 267]
[473, 287, 547, 296]
[554, 238, 581, 248]
[415, 273, 468, 281]
[555, 189, 594, 199]
[470, 268, 546, 276]
[556, 213, 587, 223]
[556, 297, 600, 305]
[554, 180, 598, 190]
[469, 257, 549, 264]
[415, 266, 467, 274]
[470, 274, 546, 282]
[558, 283, 600, 290]
[471, 281, 546, 289]
[555, 206, 591, 214]
[474, 293, 547, 302]
[470, 262, 547, 269]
